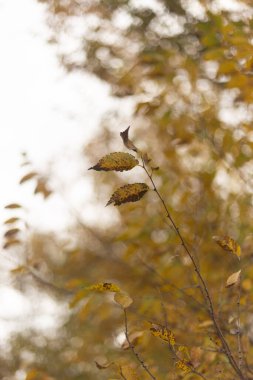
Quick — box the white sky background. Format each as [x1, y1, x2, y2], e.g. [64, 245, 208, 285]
[0, 0, 130, 343]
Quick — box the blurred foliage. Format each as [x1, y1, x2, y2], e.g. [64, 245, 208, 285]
[2, 0, 253, 379]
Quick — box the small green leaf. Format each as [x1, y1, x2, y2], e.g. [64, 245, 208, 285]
[89, 152, 139, 172]
[107, 183, 149, 206]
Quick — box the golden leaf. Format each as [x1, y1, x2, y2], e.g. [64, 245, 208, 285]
[120, 126, 138, 152]
[114, 291, 133, 308]
[106, 183, 149, 206]
[150, 324, 175, 346]
[213, 235, 241, 258]
[119, 365, 140, 380]
[89, 152, 139, 172]
[226, 270, 241, 288]
[88, 282, 120, 292]
[176, 360, 191, 374]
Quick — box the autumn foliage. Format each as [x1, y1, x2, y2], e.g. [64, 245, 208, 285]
[2, 0, 253, 379]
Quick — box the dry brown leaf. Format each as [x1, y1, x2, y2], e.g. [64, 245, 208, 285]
[89, 152, 138, 172]
[120, 126, 138, 152]
[226, 270, 241, 288]
[106, 183, 149, 206]
[114, 291, 133, 308]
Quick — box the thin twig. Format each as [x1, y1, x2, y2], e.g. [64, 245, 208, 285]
[123, 309, 157, 380]
[141, 159, 246, 380]
[237, 275, 244, 372]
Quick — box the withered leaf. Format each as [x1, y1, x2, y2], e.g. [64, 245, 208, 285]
[226, 270, 241, 288]
[4, 203, 22, 209]
[95, 361, 113, 370]
[4, 228, 20, 238]
[4, 217, 20, 224]
[3, 239, 21, 249]
[106, 183, 149, 206]
[213, 235, 241, 258]
[114, 291, 133, 308]
[89, 152, 138, 172]
[34, 179, 52, 199]
[120, 126, 138, 152]
[19, 172, 37, 184]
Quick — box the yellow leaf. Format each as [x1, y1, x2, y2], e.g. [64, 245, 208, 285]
[176, 360, 191, 374]
[150, 324, 175, 346]
[106, 183, 149, 206]
[213, 235, 241, 258]
[89, 152, 139, 172]
[226, 270, 241, 288]
[88, 282, 120, 292]
[119, 365, 140, 380]
[114, 292, 133, 308]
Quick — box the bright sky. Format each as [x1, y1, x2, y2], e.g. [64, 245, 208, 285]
[0, 0, 123, 342]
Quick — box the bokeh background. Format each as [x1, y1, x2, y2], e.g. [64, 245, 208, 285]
[1, 0, 253, 379]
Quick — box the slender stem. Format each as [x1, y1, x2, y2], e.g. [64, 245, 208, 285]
[237, 276, 243, 372]
[141, 160, 246, 380]
[124, 309, 157, 380]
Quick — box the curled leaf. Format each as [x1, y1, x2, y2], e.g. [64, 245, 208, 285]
[114, 291, 133, 308]
[213, 235, 241, 258]
[226, 270, 241, 288]
[19, 172, 37, 184]
[120, 126, 138, 152]
[89, 152, 138, 172]
[107, 183, 149, 206]
[95, 360, 113, 370]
